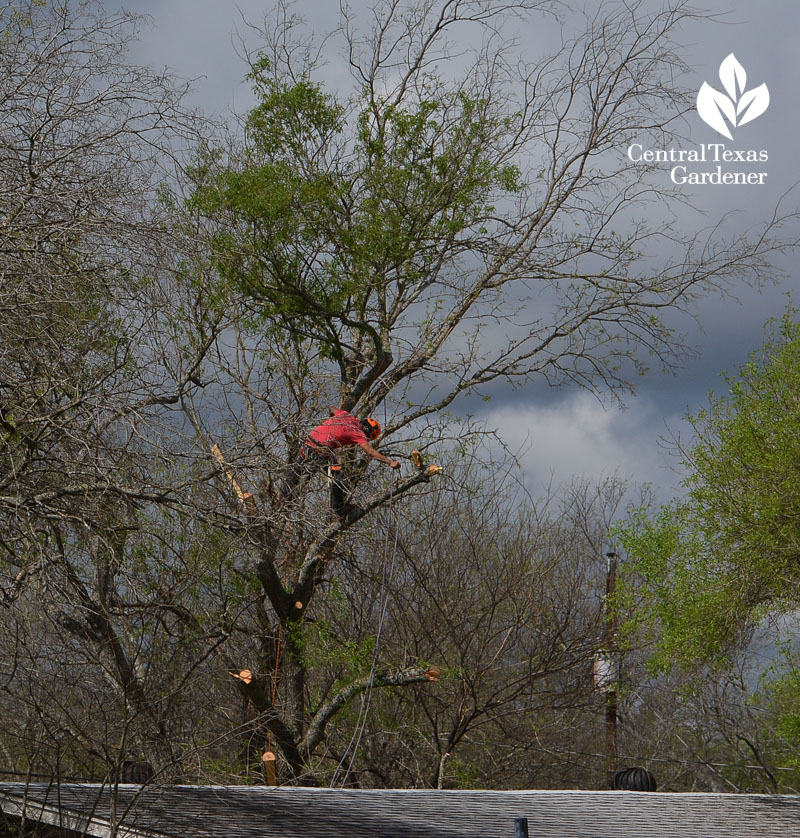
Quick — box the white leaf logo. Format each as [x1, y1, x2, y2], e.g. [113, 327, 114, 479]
[696, 54, 769, 138]
[737, 83, 770, 126]
[719, 53, 746, 100]
[697, 82, 735, 140]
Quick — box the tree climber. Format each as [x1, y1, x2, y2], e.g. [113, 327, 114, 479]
[282, 407, 400, 519]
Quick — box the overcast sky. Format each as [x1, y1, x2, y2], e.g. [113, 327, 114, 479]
[113, 0, 800, 503]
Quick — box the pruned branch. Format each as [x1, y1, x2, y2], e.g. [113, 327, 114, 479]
[302, 665, 441, 755]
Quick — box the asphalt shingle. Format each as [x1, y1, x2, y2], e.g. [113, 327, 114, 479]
[2, 782, 800, 838]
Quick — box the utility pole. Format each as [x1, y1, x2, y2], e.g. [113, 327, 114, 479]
[604, 550, 618, 770]
[594, 551, 619, 774]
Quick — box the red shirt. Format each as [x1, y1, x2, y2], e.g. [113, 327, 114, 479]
[308, 410, 367, 450]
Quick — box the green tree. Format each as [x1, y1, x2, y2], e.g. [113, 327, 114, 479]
[615, 311, 800, 791]
[618, 311, 800, 671]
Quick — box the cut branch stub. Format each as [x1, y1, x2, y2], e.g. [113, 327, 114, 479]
[262, 751, 277, 785]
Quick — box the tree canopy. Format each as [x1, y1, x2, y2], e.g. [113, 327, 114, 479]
[618, 311, 800, 669]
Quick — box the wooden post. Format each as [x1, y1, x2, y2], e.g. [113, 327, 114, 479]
[514, 817, 529, 838]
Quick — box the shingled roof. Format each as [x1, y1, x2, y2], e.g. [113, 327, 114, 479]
[1, 782, 800, 838]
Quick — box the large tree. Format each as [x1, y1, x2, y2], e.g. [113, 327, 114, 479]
[1, 0, 796, 790]
[0, 0, 209, 781]
[172, 0, 793, 783]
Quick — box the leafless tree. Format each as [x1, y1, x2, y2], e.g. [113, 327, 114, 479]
[310, 464, 628, 788]
[0, 0, 214, 782]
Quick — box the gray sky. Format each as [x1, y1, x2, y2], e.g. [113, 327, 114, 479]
[115, 0, 800, 502]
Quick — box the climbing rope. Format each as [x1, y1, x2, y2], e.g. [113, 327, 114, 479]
[330, 477, 401, 788]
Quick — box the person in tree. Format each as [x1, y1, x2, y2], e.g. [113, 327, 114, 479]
[282, 407, 400, 519]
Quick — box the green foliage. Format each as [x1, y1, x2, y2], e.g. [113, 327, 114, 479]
[617, 310, 800, 670]
[447, 754, 483, 789]
[615, 504, 751, 672]
[302, 617, 377, 677]
[185, 59, 521, 371]
[765, 667, 800, 752]
[198, 753, 252, 784]
[246, 57, 345, 158]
